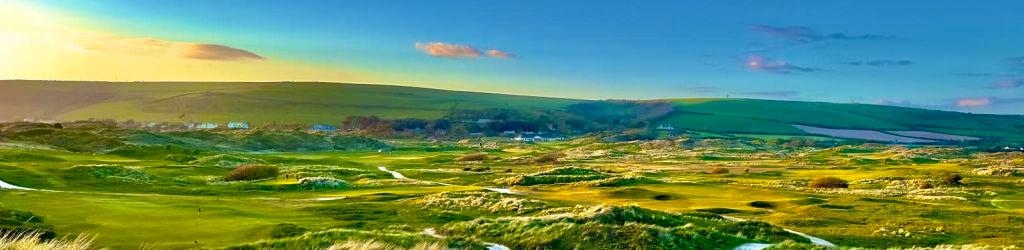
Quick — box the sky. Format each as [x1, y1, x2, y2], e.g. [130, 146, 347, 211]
[2, 1, 1023, 114]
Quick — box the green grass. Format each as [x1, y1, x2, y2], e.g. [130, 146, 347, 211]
[0, 80, 579, 124]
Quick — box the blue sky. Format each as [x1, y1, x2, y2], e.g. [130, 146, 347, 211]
[13, 0, 1024, 114]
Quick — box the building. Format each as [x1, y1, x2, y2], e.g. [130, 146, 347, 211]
[656, 124, 676, 130]
[227, 122, 249, 129]
[195, 122, 219, 129]
[310, 124, 337, 132]
[513, 133, 565, 142]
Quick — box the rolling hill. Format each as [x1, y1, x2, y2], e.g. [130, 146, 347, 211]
[2, 80, 1023, 142]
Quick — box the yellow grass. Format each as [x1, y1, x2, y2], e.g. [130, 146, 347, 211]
[327, 240, 446, 250]
[0, 232, 95, 250]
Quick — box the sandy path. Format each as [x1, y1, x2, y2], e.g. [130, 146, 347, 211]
[377, 166, 516, 194]
[0, 179, 36, 191]
[724, 215, 835, 249]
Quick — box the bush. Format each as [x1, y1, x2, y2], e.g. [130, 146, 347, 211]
[748, 201, 775, 209]
[269, 223, 307, 238]
[942, 173, 963, 185]
[456, 153, 488, 162]
[708, 167, 730, 174]
[809, 177, 848, 188]
[534, 152, 565, 163]
[226, 164, 279, 181]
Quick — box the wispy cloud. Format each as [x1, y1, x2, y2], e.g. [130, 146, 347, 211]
[991, 79, 1023, 89]
[752, 25, 891, 43]
[171, 43, 264, 61]
[953, 97, 1024, 108]
[746, 56, 820, 74]
[956, 97, 993, 107]
[76, 35, 265, 61]
[841, 59, 912, 67]
[415, 42, 481, 58]
[486, 49, 514, 59]
[415, 42, 515, 59]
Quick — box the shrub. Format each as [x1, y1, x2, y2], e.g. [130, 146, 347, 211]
[533, 152, 565, 163]
[708, 167, 730, 174]
[270, 223, 308, 238]
[749, 201, 775, 209]
[942, 173, 963, 185]
[456, 153, 487, 162]
[808, 177, 848, 188]
[226, 164, 280, 181]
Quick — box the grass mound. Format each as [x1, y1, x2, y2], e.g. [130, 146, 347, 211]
[225, 164, 280, 181]
[227, 228, 477, 250]
[64, 164, 152, 183]
[409, 191, 548, 214]
[533, 152, 566, 163]
[455, 153, 488, 162]
[495, 166, 610, 186]
[809, 177, 848, 189]
[0, 209, 56, 240]
[298, 177, 350, 189]
[604, 187, 677, 200]
[442, 205, 807, 249]
[190, 154, 267, 168]
[269, 223, 307, 239]
[0, 152, 64, 162]
[578, 174, 662, 187]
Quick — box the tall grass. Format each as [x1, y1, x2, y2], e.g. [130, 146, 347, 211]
[0, 232, 95, 250]
[327, 240, 446, 250]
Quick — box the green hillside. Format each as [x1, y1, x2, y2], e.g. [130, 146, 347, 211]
[0, 80, 579, 124]
[2, 80, 1023, 142]
[658, 99, 1024, 141]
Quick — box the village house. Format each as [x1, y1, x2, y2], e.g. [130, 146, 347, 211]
[227, 122, 250, 129]
[656, 124, 676, 130]
[195, 122, 219, 129]
[310, 124, 337, 132]
[513, 132, 565, 142]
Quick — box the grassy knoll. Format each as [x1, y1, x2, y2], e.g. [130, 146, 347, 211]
[0, 80, 579, 123]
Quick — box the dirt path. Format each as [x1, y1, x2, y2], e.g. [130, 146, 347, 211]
[377, 166, 517, 194]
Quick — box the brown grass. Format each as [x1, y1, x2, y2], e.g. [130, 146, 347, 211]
[534, 152, 566, 163]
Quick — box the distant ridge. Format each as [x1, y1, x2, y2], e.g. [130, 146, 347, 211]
[2, 80, 1022, 142]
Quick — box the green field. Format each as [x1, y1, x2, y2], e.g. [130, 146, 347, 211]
[2, 122, 1024, 249]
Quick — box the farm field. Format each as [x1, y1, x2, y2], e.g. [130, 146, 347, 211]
[2, 122, 1023, 249]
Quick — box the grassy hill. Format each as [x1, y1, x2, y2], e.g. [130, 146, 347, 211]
[657, 99, 1024, 141]
[2, 80, 1023, 142]
[0, 80, 579, 124]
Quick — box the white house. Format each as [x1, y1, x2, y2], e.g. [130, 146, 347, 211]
[195, 122, 219, 129]
[227, 122, 250, 129]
